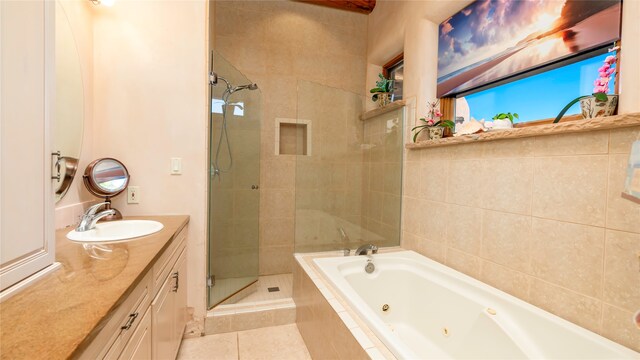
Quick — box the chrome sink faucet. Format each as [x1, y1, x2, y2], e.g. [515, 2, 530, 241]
[355, 244, 378, 256]
[76, 202, 116, 232]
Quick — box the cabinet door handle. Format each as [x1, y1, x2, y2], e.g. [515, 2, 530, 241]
[51, 151, 61, 181]
[121, 312, 139, 330]
[172, 271, 179, 292]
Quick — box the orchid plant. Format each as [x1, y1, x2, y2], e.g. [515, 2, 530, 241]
[553, 54, 617, 123]
[412, 99, 455, 142]
[593, 55, 616, 94]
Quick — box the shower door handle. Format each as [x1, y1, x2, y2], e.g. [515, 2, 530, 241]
[251, 185, 259, 190]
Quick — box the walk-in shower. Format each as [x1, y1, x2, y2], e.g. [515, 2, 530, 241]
[206, 59, 404, 310]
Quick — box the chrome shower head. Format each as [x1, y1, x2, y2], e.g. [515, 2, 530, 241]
[230, 83, 258, 93]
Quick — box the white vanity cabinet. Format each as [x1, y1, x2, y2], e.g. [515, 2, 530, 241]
[150, 226, 188, 360]
[152, 246, 187, 359]
[0, 0, 56, 292]
[81, 225, 188, 360]
[119, 307, 152, 360]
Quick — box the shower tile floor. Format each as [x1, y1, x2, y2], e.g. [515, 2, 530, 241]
[214, 274, 292, 307]
[233, 274, 292, 304]
[177, 324, 311, 360]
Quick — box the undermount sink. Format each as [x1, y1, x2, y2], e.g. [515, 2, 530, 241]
[66, 220, 164, 243]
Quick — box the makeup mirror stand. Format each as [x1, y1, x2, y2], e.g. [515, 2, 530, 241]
[101, 197, 123, 221]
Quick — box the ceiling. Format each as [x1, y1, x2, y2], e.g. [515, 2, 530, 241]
[420, 0, 475, 24]
[296, 0, 473, 21]
[297, 0, 377, 14]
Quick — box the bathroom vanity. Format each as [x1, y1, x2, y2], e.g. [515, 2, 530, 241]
[0, 215, 189, 360]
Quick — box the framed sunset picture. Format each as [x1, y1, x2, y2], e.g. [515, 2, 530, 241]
[437, 0, 622, 98]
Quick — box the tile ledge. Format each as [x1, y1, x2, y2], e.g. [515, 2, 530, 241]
[360, 100, 406, 121]
[406, 112, 640, 150]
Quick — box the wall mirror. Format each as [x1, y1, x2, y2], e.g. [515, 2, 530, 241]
[54, 1, 85, 203]
[83, 158, 130, 221]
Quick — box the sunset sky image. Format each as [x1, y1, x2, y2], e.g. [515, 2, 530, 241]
[438, 0, 564, 77]
[437, 0, 621, 97]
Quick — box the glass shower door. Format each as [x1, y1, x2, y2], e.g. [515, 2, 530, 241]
[208, 52, 261, 308]
[294, 80, 403, 253]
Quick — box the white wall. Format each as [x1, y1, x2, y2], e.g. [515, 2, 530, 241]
[92, 0, 209, 329]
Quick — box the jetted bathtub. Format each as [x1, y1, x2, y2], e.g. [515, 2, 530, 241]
[314, 251, 639, 359]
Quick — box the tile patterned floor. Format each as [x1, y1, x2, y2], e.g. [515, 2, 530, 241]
[216, 274, 293, 307]
[212, 276, 256, 306]
[234, 274, 292, 304]
[177, 324, 311, 360]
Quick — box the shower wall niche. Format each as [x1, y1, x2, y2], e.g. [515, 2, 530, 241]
[276, 118, 311, 156]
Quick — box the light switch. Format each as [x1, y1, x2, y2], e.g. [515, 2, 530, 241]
[127, 186, 140, 204]
[171, 157, 182, 175]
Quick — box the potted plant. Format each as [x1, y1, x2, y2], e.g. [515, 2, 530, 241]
[412, 99, 455, 142]
[490, 112, 519, 129]
[370, 73, 394, 107]
[553, 54, 618, 123]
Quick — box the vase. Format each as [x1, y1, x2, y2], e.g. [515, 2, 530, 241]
[428, 127, 444, 140]
[579, 95, 618, 119]
[374, 92, 392, 107]
[492, 119, 513, 130]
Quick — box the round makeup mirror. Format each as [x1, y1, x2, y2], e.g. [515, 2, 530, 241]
[83, 158, 130, 221]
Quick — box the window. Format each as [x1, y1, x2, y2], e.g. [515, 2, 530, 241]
[438, 0, 622, 127]
[212, 98, 244, 116]
[383, 53, 404, 101]
[455, 51, 616, 125]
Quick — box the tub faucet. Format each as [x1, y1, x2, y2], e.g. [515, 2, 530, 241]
[76, 202, 116, 232]
[355, 244, 378, 256]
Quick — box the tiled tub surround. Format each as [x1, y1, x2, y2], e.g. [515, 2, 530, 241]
[403, 124, 640, 351]
[314, 251, 638, 359]
[0, 215, 189, 359]
[361, 105, 404, 248]
[293, 251, 399, 360]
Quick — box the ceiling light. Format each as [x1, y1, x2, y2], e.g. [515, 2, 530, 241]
[90, 0, 115, 6]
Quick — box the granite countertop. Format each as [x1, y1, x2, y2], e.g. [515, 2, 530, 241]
[0, 215, 189, 359]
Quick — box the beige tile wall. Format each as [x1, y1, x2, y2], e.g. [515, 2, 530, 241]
[294, 81, 367, 253]
[361, 108, 404, 246]
[402, 127, 640, 352]
[215, 1, 368, 275]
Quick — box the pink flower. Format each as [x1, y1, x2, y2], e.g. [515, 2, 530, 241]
[594, 85, 609, 93]
[593, 56, 616, 94]
[434, 110, 443, 117]
[426, 119, 435, 126]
